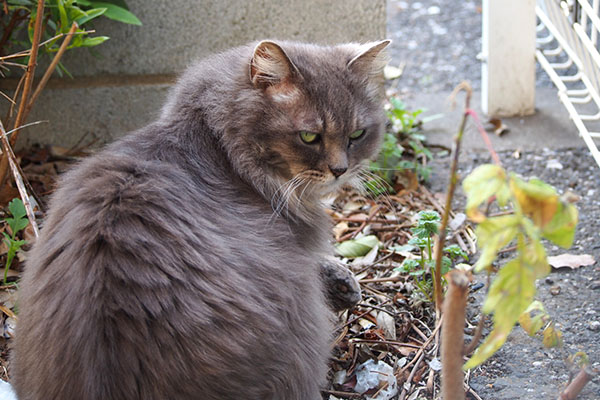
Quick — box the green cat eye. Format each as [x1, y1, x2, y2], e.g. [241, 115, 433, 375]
[349, 129, 365, 140]
[299, 131, 319, 144]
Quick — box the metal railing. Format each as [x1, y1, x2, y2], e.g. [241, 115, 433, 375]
[536, 0, 600, 167]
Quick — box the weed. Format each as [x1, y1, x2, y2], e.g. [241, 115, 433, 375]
[396, 210, 468, 301]
[2, 198, 29, 285]
[368, 97, 437, 194]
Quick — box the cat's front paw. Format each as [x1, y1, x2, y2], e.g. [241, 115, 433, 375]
[320, 259, 361, 312]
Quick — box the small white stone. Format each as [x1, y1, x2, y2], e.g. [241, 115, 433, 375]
[546, 159, 563, 170]
[532, 361, 543, 367]
[427, 6, 441, 14]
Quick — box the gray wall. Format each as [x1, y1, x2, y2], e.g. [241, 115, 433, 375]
[1, 0, 386, 148]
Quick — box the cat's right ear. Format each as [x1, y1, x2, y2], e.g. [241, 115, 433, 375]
[250, 41, 300, 89]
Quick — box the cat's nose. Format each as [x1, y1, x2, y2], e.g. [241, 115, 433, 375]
[329, 165, 347, 178]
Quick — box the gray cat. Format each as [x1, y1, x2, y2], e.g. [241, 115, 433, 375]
[12, 39, 389, 400]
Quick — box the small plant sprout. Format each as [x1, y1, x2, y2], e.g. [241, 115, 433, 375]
[396, 210, 468, 301]
[3, 198, 29, 285]
[367, 97, 437, 194]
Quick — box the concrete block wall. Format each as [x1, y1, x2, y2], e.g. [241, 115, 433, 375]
[0, 0, 386, 148]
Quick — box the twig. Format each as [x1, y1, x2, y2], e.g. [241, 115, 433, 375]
[557, 367, 595, 400]
[0, 120, 39, 237]
[399, 351, 425, 400]
[321, 389, 363, 398]
[465, 109, 501, 166]
[433, 82, 472, 312]
[463, 314, 486, 356]
[397, 316, 443, 377]
[358, 276, 402, 284]
[26, 22, 78, 115]
[441, 269, 471, 400]
[0, 0, 44, 188]
[10, 0, 44, 143]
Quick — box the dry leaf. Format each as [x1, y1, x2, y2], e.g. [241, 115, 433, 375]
[488, 118, 509, 136]
[548, 254, 595, 269]
[376, 311, 397, 340]
[333, 222, 349, 241]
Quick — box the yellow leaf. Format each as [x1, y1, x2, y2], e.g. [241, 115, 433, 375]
[510, 175, 559, 228]
[542, 323, 563, 347]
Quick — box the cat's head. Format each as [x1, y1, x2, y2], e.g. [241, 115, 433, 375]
[221, 40, 390, 220]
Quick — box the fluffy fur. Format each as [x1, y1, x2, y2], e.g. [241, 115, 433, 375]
[12, 39, 389, 400]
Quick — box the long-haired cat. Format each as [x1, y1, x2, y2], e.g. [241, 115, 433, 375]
[12, 39, 390, 400]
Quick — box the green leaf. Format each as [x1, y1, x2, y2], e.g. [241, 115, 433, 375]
[57, 0, 70, 33]
[8, 198, 27, 220]
[463, 164, 509, 222]
[473, 215, 520, 272]
[464, 328, 509, 369]
[87, 1, 141, 25]
[335, 235, 380, 258]
[74, 7, 107, 25]
[412, 210, 440, 238]
[444, 244, 468, 261]
[7, 0, 34, 5]
[482, 258, 536, 328]
[81, 36, 110, 47]
[396, 258, 420, 272]
[541, 201, 578, 248]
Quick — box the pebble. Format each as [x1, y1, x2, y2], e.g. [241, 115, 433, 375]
[532, 361, 543, 367]
[588, 321, 600, 332]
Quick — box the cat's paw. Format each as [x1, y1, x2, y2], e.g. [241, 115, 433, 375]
[320, 259, 361, 312]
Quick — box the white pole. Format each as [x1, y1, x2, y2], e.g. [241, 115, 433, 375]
[482, 0, 536, 117]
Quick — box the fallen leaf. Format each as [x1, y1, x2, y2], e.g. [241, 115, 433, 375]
[488, 118, 509, 136]
[376, 311, 396, 340]
[333, 222, 349, 241]
[384, 64, 404, 80]
[547, 254, 595, 269]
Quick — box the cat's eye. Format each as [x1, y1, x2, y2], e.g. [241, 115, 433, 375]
[299, 131, 320, 144]
[349, 129, 365, 140]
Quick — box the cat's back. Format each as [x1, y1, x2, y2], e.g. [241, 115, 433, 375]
[13, 133, 331, 400]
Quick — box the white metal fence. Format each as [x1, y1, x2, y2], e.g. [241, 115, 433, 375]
[536, 0, 600, 166]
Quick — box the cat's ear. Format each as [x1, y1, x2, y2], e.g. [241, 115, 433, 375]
[250, 41, 300, 89]
[347, 40, 391, 77]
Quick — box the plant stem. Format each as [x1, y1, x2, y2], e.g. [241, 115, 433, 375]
[0, 0, 45, 187]
[0, 120, 40, 237]
[433, 82, 472, 312]
[441, 269, 470, 400]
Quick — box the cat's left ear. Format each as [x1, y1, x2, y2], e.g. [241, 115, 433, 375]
[347, 40, 391, 77]
[250, 41, 301, 89]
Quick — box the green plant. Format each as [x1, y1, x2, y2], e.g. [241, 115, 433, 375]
[462, 164, 577, 369]
[367, 98, 436, 194]
[1, 0, 140, 76]
[2, 198, 29, 285]
[396, 210, 468, 300]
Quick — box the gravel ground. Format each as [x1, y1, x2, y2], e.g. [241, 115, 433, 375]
[387, 2, 600, 399]
[428, 149, 600, 400]
[386, 0, 553, 94]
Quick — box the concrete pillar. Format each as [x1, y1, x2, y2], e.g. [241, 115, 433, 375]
[482, 0, 536, 117]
